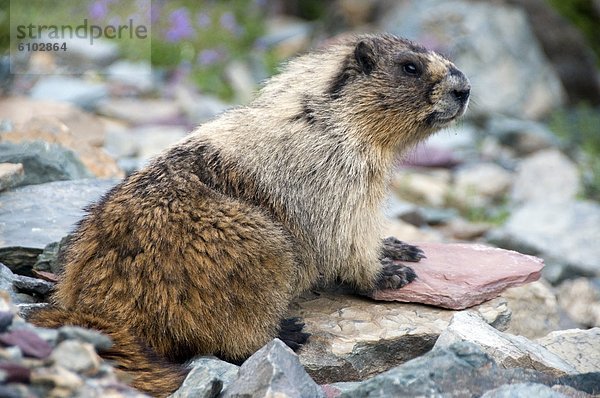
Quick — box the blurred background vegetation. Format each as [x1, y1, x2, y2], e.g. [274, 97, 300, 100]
[1, 0, 598, 95]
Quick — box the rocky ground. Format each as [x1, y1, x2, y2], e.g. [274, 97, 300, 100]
[1, 0, 600, 397]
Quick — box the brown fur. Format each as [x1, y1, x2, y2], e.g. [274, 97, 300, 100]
[29, 33, 469, 397]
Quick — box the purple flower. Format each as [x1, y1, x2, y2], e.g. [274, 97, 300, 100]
[165, 8, 195, 42]
[197, 48, 223, 66]
[253, 38, 268, 51]
[219, 12, 241, 36]
[89, 0, 108, 20]
[150, 3, 161, 24]
[196, 12, 211, 28]
[133, 0, 151, 23]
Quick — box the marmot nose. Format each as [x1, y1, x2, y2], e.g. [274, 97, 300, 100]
[452, 88, 470, 102]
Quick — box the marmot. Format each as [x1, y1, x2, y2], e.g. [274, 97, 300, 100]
[30, 33, 470, 396]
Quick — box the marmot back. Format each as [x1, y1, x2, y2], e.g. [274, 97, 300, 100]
[29, 33, 470, 397]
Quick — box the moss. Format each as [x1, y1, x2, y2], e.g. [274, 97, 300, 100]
[549, 104, 600, 201]
[547, 0, 600, 61]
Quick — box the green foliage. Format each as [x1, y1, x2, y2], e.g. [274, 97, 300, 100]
[463, 203, 511, 226]
[0, 0, 8, 55]
[3, 0, 274, 100]
[547, 0, 600, 60]
[549, 104, 600, 201]
[149, 0, 271, 100]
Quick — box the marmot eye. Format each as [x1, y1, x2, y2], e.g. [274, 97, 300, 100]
[402, 62, 420, 76]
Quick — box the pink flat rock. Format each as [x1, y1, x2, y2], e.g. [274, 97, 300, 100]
[371, 242, 544, 310]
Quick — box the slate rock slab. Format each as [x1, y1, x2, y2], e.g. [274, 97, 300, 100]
[434, 311, 577, 377]
[537, 328, 600, 374]
[339, 342, 600, 398]
[0, 179, 119, 271]
[371, 242, 543, 309]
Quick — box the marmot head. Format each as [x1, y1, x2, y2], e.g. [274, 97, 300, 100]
[328, 34, 471, 150]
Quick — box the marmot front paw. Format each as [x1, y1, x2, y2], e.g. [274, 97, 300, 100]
[380, 236, 425, 262]
[375, 257, 417, 290]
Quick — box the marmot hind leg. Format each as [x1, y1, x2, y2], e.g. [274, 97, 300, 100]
[278, 317, 310, 351]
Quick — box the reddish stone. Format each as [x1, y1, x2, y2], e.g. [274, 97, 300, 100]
[32, 269, 59, 283]
[0, 362, 31, 383]
[0, 329, 53, 359]
[400, 145, 461, 169]
[371, 242, 544, 310]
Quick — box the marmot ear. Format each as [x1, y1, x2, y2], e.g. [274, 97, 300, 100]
[355, 40, 376, 75]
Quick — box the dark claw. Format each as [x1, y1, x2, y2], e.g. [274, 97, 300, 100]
[380, 237, 426, 262]
[278, 317, 310, 352]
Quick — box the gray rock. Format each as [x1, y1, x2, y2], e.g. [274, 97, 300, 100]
[0, 263, 18, 302]
[130, 125, 188, 162]
[33, 236, 70, 275]
[0, 141, 92, 187]
[420, 206, 460, 225]
[339, 342, 598, 398]
[537, 328, 600, 374]
[480, 383, 568, 398]
[0, 179, 119, 256]
[502, 281, 562, 339]
[30, 76, 109, 109]
[171, 357, 238, 398]
[106, 61, 155, 92]
[486, 116, 560, 155]
[452, 163, 513, 208]
[511, 150, 580, 204]
[13, 274, 54, 296]
[489, 201, 600, 278]
[384, 196, 424, 226]
[381, 0, 565, 119]
[434, 311, 577, 377]
[16, 302, 48, 320]
[57, 326, 113, 352]
[392, 169, 451, 207]
[57, 37, 119, 67]
[0, 247, 43, 277]
[50, 340, 101, 374]
[556, 279, 600, 328]
[97, 98, 182, 125]
[292, 287, 511, 384]
[174, 85, 230, 125]
[222, 339, 324, 398]
[0, 163, 24, 192]
[441, 218, 492, 241]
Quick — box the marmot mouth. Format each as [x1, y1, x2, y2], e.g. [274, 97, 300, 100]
[425, 108, 465, 127]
